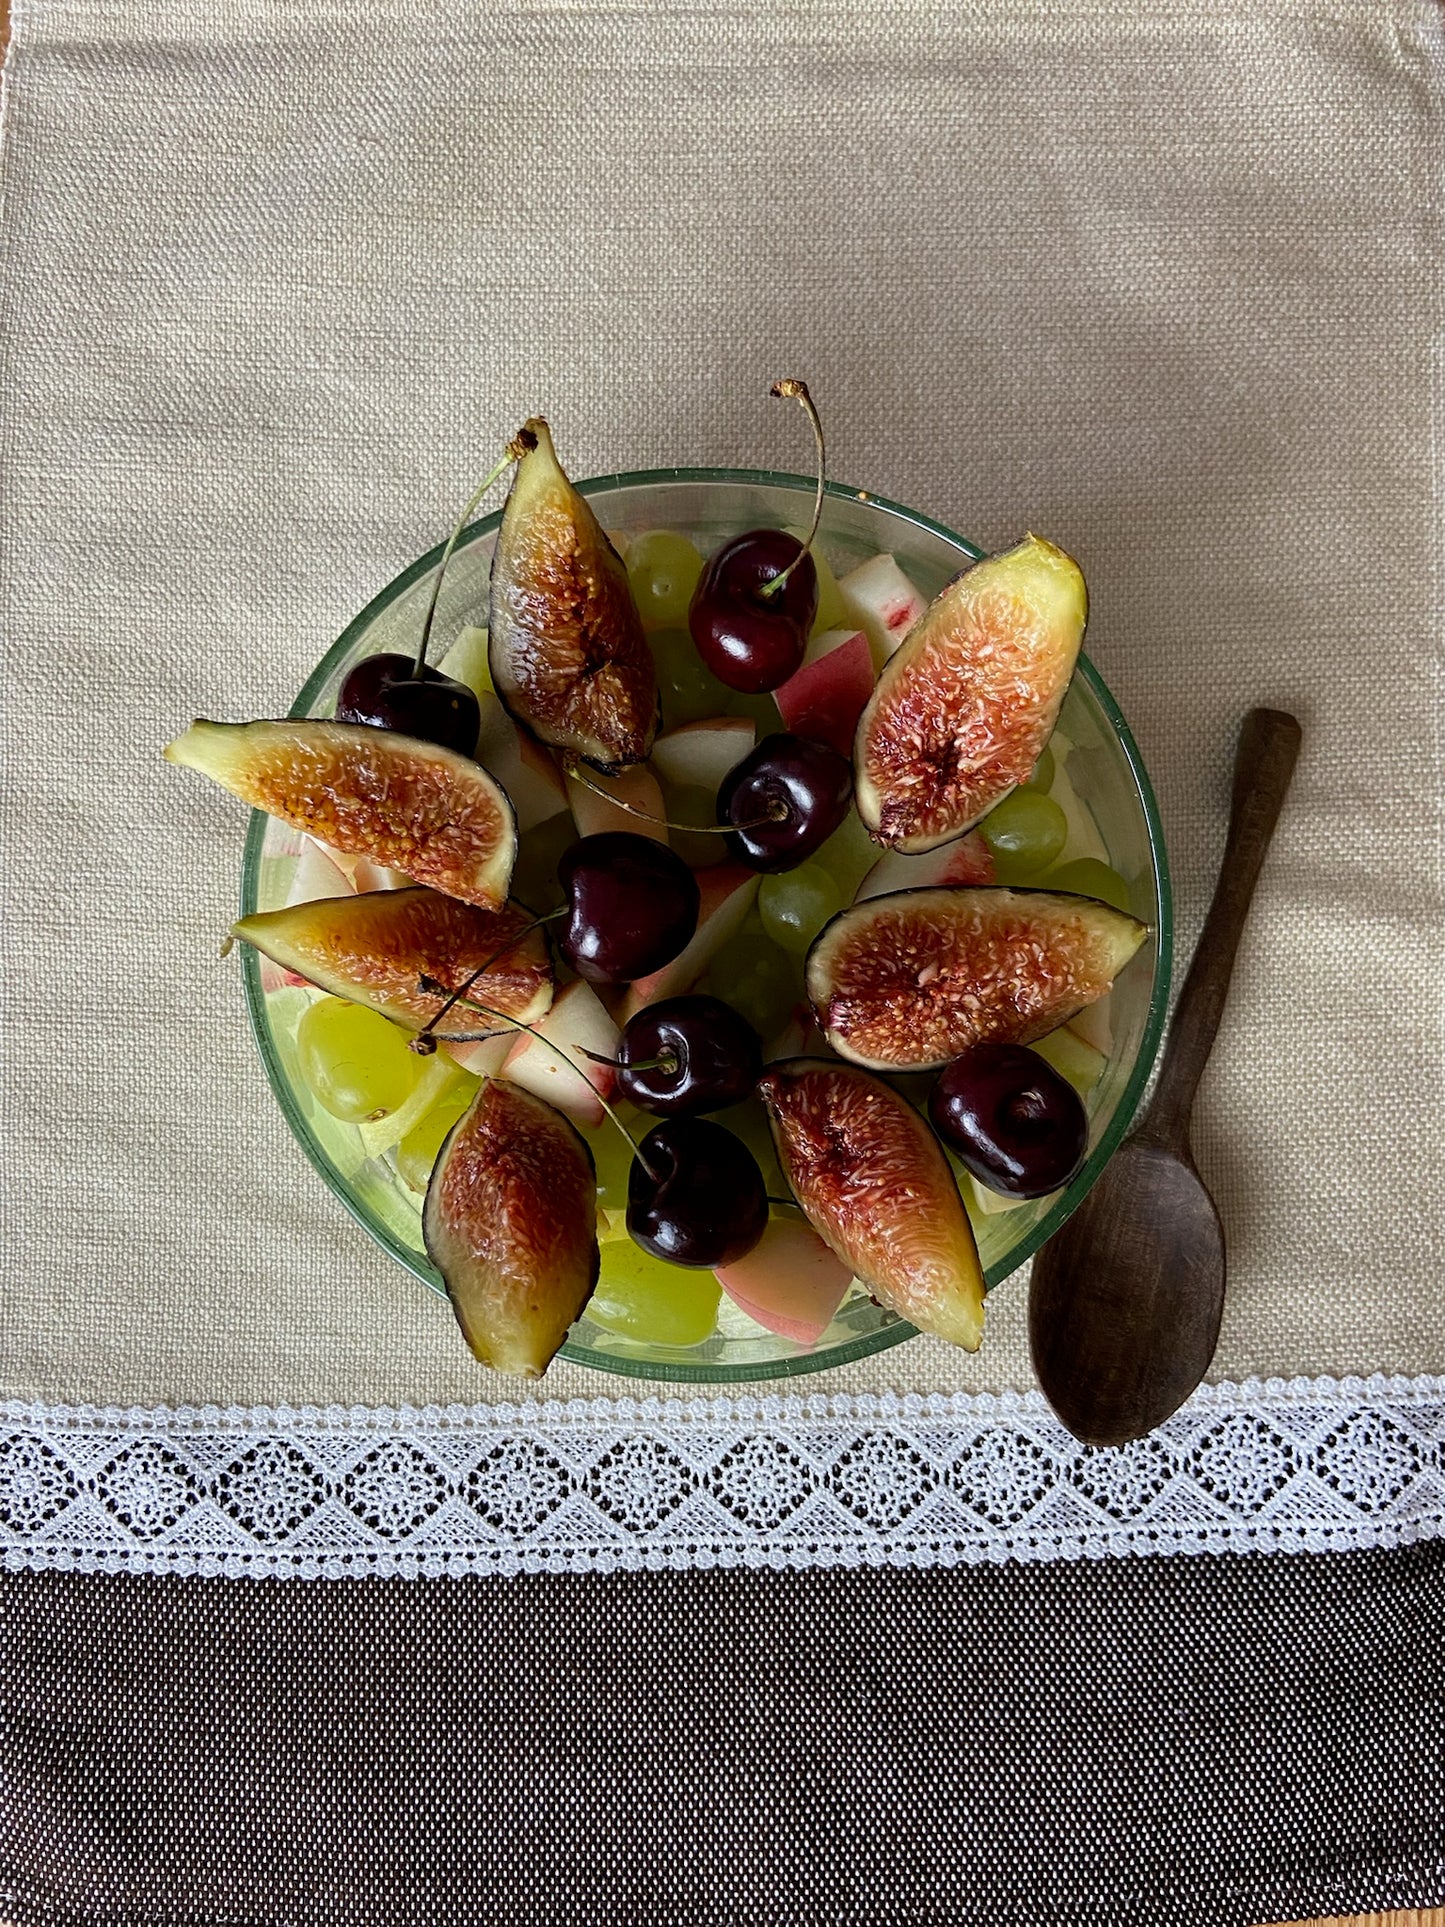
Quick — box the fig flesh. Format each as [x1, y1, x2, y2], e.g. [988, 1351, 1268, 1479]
[489, 418, 658, 771]
[423, 1079, 599, 1377]
[757, 1059, 984, 1352]
[165, 719, 517, 909]
[854, 534, 1087, 852]
[807, 887, 1147, 1071]
[231, 886, 552, 1035]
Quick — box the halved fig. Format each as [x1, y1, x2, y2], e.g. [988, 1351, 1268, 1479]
[423, 1079, 599, 1377]
[807, 887, 1147, 1070]
[757, 1059, 984, 1352]
[165, 719, 516, 908]
[854, 534, 1087, 852]
[231, 886, 552, 1034]
[489, 419, 658, 771]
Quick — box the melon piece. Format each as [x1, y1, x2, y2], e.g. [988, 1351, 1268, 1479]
[838, 553, 927, 666]
[806, 886, 1147, 1071]
[1067, 994, 1113, 1056]
[443, 1033, 514, 1078]
[286, 840, 352, 908]
[758, 1058, 985, 1352]
[715, 1214, 855, 1346]
[474, 691, 569, 833]
[854, 536, 1087, 854]
[231, 887, 553, 1036]
[437, 623, 494, 700]
[1031, 1023, 1107, 1094]
[854, 830, 994, 902]
[773, 628, 874, 757]
[500, 979, 620, 1129]
[649, 717, 756, 792]
[309, 840, 410, 894]
[424, 1079, 599, 1377]
[619, 863, 761, 1021]
[565, 760, 669, 846]
[165, 719, 517, 908]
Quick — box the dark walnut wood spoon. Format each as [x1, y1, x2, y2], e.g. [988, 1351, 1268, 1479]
[1028, 706, 1302, 1446]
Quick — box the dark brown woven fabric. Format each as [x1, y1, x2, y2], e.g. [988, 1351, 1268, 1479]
[2, 1546, 1443, 1926]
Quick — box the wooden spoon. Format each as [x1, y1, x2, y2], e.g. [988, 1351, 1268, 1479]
[1027, 706, 1302, 1446]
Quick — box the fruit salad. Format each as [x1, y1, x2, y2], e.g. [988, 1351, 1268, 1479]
[168, 385, 1154, 1379]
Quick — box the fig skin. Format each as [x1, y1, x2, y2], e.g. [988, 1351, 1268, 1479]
[423, 1079, 600, 1377]
[231, 886, 553, 1035]
[164, 718, 517, 909]
[854, 534, 1087, 853]
[758, 1058, 985, 1353]
[489, 418, 658, 771]
[806, 886, 1148, 1071]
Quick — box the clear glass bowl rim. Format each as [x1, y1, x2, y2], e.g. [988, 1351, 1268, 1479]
[239, 465, 1174, 1383]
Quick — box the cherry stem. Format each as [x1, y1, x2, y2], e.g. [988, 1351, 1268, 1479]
[577, 1046, 680, 1076]
[410, 437, 529, 681]
[758, 377, 825, 602]
[765, 1193, 805, 1213]
[411, 977, 659, 1183]
[563, 759, 788, 832]
[412, 908, 566, 1042]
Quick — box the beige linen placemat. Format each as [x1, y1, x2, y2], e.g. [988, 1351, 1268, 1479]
[1, 0, 1441, 1414]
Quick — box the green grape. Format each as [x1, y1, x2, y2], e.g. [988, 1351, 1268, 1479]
[297, 998, 425, 1124]
[627, 531, 704, 632]
[703, 932, 799, 1038]
[651, 626, 736, 727]
[588, 1240, 721, 1347]
[784, 527, 848, 636]
[1020, 744, 1055, 793]
[1043, 857, 1133, 914]
[758, 861, 845, 956]
[814, 808, 878, 898]
[396, 1080, 479, 1191]
[979, 790, 1068, 881]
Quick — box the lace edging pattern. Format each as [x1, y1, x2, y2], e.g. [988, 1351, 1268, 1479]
[2, 1375, 1442, 1579]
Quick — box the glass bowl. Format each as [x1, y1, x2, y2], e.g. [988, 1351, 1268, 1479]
[240, 469, 1172, 1382]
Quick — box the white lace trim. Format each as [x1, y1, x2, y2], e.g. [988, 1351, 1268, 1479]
[2, 1375, 1441, 1579]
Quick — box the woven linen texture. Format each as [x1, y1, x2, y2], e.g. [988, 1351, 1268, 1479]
[0, 0, 1440, 1409]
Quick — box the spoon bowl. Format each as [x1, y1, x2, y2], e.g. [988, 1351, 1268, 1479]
[1028, 1136, 1224, 1446]
[1028, 707, 1301, 1444]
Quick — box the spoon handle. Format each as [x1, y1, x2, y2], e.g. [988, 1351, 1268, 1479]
[1138, 707, 1302, 1151]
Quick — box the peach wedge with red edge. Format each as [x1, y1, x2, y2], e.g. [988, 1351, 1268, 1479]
[230, 886, 553, 1035]
[854, 534, 1087, 853]
[164, 719, 517, 908]
[853, 829, 994, 902]
[424, 1079, 600, 1377]
[488, 418, 658, 772]
[714, 1213, 855, 1347]
[757, 1058, 985, 1352]
[805, 885, 1147, 1072]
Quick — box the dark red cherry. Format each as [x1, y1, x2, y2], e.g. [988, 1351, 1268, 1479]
[929, 1042, 1088, 1199]
[627, 1118, 768, 1267]
[336, 652, 481, 758]
[557, 832, 700, 984]
[717, 731, 853, 872]
[687, 531, 819, 694]
[616, 995, 763, 1117]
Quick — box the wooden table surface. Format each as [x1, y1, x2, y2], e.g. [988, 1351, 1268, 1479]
[0, 1, 1434, 1923]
